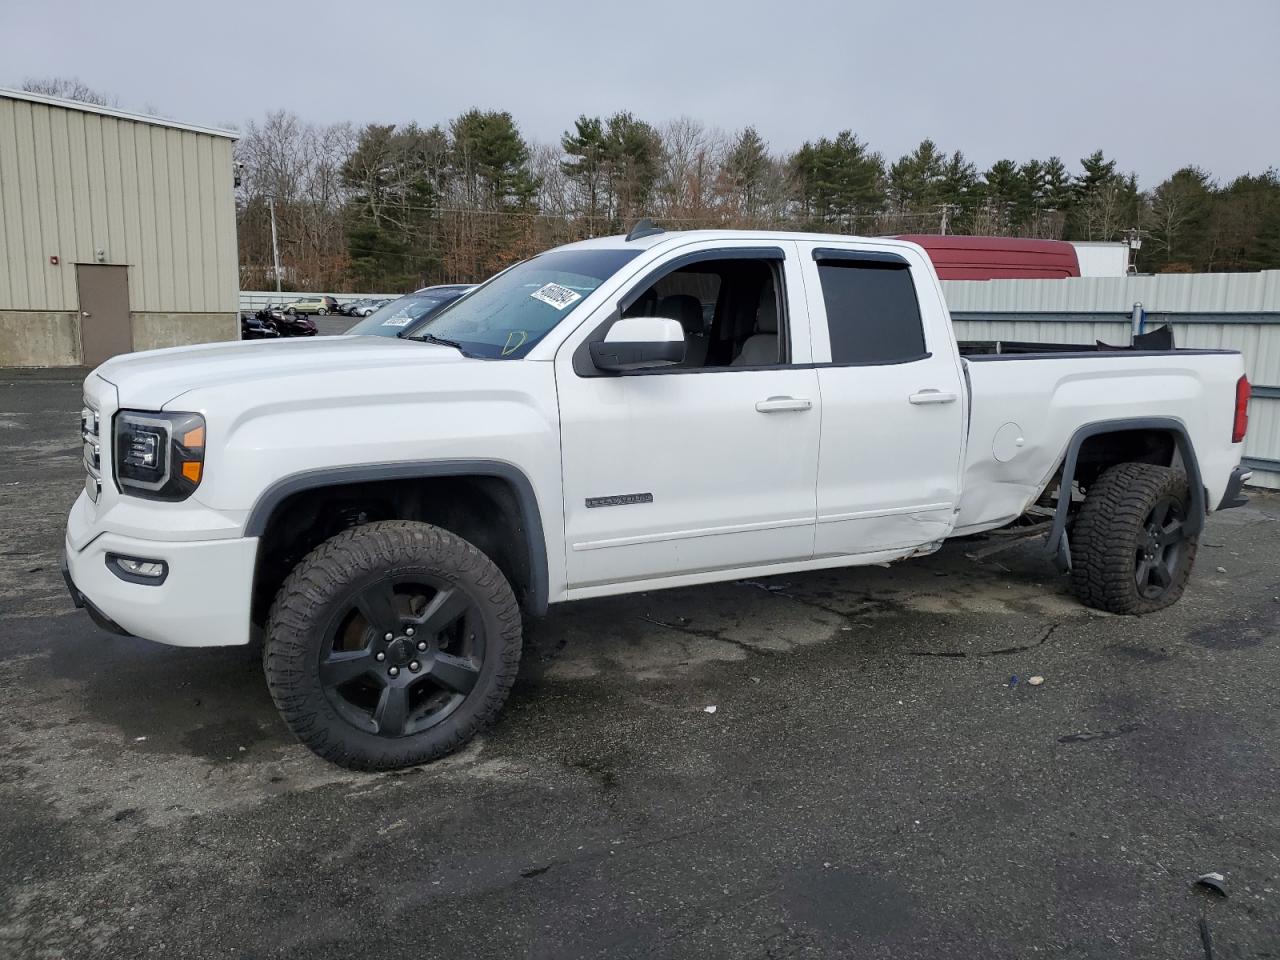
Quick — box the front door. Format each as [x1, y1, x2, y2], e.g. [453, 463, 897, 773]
[556, 243, 821, 590]
[76, 264, 132, 366]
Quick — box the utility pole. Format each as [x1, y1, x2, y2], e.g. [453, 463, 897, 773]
[939, 203, 958, 235]
[268, 197, 282, 296]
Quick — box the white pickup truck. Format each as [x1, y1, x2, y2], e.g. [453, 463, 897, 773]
[64, 227, 1253, 770]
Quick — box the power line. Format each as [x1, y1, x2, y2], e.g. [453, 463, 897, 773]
[245, 193, 952, 226]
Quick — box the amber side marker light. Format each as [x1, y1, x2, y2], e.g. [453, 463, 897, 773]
[179, 422, 206, 484]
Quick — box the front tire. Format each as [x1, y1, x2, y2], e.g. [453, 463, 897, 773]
[264, 520, 522, 770]
[1069, 462, 1198, 614]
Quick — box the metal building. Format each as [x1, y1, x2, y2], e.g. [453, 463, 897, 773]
[0, 88, 238, 367]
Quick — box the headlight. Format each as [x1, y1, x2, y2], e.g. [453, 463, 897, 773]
[114, 410, 206, 501]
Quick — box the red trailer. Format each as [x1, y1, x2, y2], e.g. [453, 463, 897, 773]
[895, 235, 1081, 280]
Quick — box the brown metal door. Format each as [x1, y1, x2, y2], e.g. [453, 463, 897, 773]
[76, 264, 132, 366]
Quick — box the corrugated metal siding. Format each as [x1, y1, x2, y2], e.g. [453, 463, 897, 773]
[942, 271, 1280, 313]
[0, 95, 237, 314]
[945, 270, 1280, 489]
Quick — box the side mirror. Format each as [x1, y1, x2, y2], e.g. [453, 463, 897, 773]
[590, 316, 685, 373]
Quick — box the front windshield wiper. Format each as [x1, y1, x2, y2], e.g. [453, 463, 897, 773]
[406, 331, 474, 357]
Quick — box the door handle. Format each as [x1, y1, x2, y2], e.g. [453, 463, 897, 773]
[909, 389, 958, 405]
[756, 396, 812, 413]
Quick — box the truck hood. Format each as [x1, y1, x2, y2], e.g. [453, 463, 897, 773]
[94, 336, 471, 409]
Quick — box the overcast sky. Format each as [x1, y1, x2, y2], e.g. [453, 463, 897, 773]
[4, 0, 1277, 187]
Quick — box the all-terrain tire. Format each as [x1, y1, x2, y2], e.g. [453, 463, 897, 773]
[264, 520, 522, 770]
[1069, 462, 1198, 615]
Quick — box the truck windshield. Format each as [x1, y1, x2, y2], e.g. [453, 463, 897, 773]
[409, 249, 641, 358]
[347, 291, 464, 337]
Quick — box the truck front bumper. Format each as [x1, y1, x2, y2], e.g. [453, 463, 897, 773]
[62, 530, 258, 647]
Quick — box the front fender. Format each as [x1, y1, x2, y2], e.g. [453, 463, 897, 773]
[244, 458, 551, 615]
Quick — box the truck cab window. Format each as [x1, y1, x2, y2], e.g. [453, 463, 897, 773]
[621, 258, 786, 369]
[817, 260, 927, 364]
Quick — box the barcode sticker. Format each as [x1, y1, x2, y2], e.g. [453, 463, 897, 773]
[530, 282, 582, 310]
[381, 315, 414, 327]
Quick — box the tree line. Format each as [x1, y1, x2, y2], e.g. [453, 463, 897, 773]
[20, 81, 1279, 291]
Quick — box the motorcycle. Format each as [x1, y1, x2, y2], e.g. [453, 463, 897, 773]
[257, 305, 317, 337]
[240, 312, 281, 340]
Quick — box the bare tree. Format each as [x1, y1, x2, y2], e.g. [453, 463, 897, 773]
[236, 112, 354, 290]
[657, 117, 725, 224]
[21, 76, 118, 107]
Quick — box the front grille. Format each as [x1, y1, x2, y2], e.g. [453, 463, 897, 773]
[81, 402, 101, 502]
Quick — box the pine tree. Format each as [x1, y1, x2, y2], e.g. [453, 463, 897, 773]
[604, 112, 663, 226]
[791, 131, 884, 230]
[1146, 167, 1213, 269]
[721, 127, 770, 218]
[342, 122, 448, 288]
[561, 116, 609, 225]
[888, 139, 946, 222]
[450, 109, 538, 210]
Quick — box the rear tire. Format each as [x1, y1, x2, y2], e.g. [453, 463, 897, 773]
[264, 520, 522, 770]
[1069, 462, 1197, 614]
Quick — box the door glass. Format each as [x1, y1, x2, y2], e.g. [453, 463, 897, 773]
[817, 261, 927, 364]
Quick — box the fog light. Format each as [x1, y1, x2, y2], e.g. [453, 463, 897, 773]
[106, 553, 169, 585]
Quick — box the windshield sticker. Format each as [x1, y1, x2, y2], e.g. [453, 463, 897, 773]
[530, 282, 582, 310]
[380, 315, 415, 327]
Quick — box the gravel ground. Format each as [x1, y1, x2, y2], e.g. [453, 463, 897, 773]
[1, 372, 1277, 959]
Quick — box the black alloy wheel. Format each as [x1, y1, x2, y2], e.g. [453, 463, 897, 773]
[1134, 495, 1187, 600]
[319, 572, 484, 738]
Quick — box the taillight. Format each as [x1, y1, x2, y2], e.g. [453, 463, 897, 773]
[1232, 375, 1251, 443]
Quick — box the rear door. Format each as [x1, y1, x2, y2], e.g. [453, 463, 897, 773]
[798, 243, 966, 556]
[555, 241, 821, 589]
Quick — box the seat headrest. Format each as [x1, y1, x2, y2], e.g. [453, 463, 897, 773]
[755, 291, 778, 334]
[657, 294, 704, 335]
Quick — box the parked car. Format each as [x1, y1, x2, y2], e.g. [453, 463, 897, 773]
[239, 312, 280, 339]
[345, 285, 474, 337]
[283, 295, 338, 316]
[66, 229, 1251, 772]
[351, 298, 391, 317]
[337, 298, 368, 316]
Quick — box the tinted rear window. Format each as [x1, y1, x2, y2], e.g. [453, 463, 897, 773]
[817, 261, 927, 365]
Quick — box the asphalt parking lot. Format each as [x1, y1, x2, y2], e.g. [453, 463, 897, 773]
[312, 313, 359, 336]
[2, 371, 1278, 959]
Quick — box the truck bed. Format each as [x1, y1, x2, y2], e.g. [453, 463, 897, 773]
[953, 347, 1245, 536]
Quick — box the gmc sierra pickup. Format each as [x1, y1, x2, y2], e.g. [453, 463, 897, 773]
[64, 227, 1253, 770]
